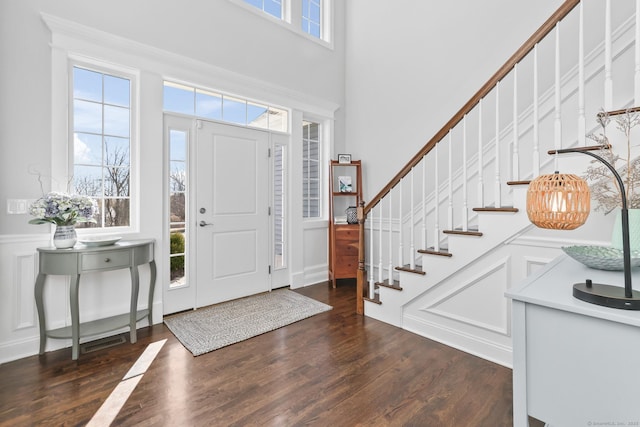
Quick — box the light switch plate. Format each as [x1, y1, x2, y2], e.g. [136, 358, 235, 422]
[7, 199, 29, 214]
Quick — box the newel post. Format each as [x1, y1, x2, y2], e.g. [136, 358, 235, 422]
[356, 201, 366, 315]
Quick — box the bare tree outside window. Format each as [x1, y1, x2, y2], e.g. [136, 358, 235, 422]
[72, 65, 132, 228]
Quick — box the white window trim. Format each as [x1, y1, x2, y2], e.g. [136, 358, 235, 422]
[302, 115, 332, 223]
[229, 0, 334, 49]
[56, 54, 140, 235]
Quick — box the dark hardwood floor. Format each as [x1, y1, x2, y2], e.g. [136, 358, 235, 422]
[0, 280, 525, 426]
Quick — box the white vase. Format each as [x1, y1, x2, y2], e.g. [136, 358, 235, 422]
[611, 209, 640, 252]
[53, 225, 77, 249]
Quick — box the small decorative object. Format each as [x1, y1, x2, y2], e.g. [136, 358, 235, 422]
[78, 236, 122, 247]
[526, 172, 590, 230]
[338, 176, 352, 192]
[562, 245, 640, 271]
[53, 225, 77, 249]
[338, 154, 351, 164]
[29, 192, 98, 249]
[346, 206, 358, 224]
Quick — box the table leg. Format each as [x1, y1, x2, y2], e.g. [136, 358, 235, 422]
[70, 274, 81, 360]
[147, 260, 157, 323]
[34, 273, 47, 355]
[129, 266, 140, 344]
[512, 300, 530, 427]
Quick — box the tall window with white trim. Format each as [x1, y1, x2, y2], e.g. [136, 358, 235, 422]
[72, 65, 132, 228]
[302, 121, 320, 218]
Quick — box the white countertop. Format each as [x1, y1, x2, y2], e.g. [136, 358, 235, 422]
[506, 254, 640, 327]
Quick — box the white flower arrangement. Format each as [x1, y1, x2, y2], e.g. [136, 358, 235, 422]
[583, 109, 640, 213]
[29, 192, 98, 226]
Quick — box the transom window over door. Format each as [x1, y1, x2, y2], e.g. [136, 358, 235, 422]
[72, 65, 133, 228]
[163, 82, 289, 133]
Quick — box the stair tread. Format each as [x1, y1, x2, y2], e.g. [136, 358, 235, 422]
[443, 228, 483, 237]
[363, 294, 382, 305]
[417, 247, 453, 257]
[395, 265, 426, 275]
[472, 206, 519, 213]
[376, 279, 403, 291]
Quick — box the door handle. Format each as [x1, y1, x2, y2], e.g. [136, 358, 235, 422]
[199, 220, 214, 227]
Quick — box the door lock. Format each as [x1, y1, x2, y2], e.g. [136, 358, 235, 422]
[200, 207, 206, 214]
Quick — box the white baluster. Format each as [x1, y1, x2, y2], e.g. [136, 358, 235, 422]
[448, 130, 454, 230]
[462, 116, 468, 231]
[369, 210, 375, 298]
[422, 155, 427, 250]
[388, 188, 393, 283]
[636, 0, 640, 104]
[495, 82, 502, 208]
[477, 100, 484, 207]
[512, 64, 519, 181]
[533, 45, 540, 176]
[578, 2, 586, 146]
[554, 22, 562, 171]
[410, 168, 415, 269]
[434, 142, 440, 252]
[604, 0, 613, 110]
[398, 179, 404, 268]
[378, 203, 383, 285]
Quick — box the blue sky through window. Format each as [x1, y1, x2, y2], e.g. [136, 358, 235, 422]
[302, 0, 321, 38]
[163, 82, 287, 132]
[244, 0, 282, 19]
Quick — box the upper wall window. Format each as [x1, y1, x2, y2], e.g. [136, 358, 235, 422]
[163, 81, 289, 133]
[233, 0, 331, 46]
[301, 0, 321, 38]
[244, 0, 282, 19]
[72, 65, 133, 228]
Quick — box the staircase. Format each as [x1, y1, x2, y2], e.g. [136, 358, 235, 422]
[356, 0, 640, 367]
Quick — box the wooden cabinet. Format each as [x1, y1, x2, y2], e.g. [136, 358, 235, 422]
[329, 160, 362, 287]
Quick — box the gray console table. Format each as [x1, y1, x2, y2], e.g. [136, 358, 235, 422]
[506, 255, 640, 426]
[35, 239, 156, 360]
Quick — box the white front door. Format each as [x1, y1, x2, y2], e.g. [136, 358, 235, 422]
[195, 121, 270, 307]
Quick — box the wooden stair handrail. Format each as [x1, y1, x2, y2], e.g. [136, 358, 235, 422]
[363, 0, 580, 214]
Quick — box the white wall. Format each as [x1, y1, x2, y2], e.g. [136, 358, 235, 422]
[344, 0, 566, 201]
[0, 0, 345, 362]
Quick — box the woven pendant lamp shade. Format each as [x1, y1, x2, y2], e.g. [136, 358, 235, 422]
[526, 172, 591, 230]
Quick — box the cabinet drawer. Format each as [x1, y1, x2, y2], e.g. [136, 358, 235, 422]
[335, 257, 358, 277]
[335, 226, 359, 242]
[81, 250, 130, 272]
[336, 241, 359, 257]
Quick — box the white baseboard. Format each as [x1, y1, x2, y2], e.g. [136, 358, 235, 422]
[403, 313, 513, 368]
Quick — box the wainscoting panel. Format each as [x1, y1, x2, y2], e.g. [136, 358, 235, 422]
[13, 251, 37, 331]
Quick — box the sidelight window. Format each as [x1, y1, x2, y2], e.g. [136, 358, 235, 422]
[302, 121, 320, 218]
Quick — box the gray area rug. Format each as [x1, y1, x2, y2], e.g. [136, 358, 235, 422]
[164, 289, 332, 356]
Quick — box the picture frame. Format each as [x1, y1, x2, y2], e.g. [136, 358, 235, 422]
[338, 154, 352, 164]
[338, 176, 353, 193]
